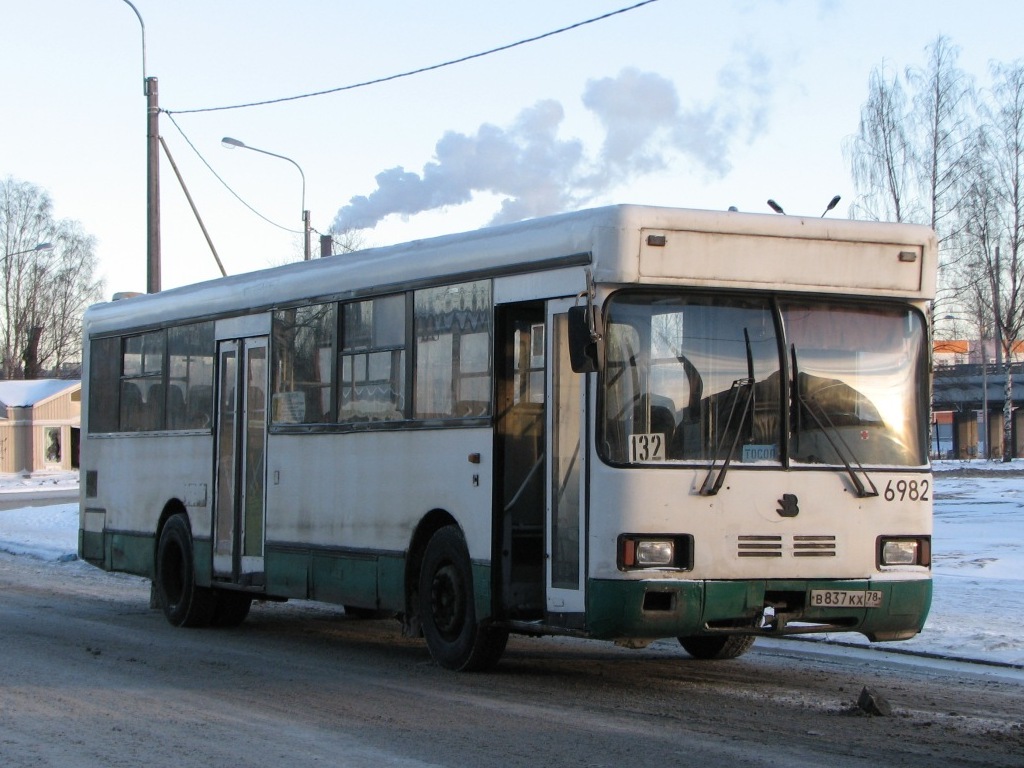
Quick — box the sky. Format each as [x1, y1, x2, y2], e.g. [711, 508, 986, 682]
[3, 1, 1024, 295]
[1, 463, 1022, 668]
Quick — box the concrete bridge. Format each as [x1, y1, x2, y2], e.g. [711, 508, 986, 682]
[931, 363, 1024, 459]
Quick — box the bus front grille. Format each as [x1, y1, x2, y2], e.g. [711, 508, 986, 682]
[737, 535, 836, 558]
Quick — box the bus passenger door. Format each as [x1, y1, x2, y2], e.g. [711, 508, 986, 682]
[546, 299, 586, 615]
[494, 303, 546, 619]
[213, 336, 269, 586]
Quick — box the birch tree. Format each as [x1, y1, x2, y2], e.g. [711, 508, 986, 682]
[985, 62, 1024, 460]
[0, 177, 103, 378]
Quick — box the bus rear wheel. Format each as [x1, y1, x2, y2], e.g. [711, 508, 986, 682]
[418, 526, 508, 671]
[679, 635, 756, 660]
[155, 514, 216, 628]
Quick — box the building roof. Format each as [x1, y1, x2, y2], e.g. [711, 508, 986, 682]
[0, 379, 80, 409]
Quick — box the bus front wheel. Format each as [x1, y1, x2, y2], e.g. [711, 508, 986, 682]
[678, 635, 756, 660]
[418, 526, 508, 671]
[155, 514, 216, 628]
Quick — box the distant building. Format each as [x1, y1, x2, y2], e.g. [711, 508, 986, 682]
[932, 339, 1024, 459]
[0, 379, 81, 473]
[934, 338, 1024, 367]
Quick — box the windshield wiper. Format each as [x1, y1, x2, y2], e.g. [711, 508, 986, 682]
[700, 329, 755, 496]
[790, 345, 879, 498]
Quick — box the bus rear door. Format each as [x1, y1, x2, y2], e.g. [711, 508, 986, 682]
[213, 335, 269, 587]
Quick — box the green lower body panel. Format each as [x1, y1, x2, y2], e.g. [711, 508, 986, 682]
[586, 577, 932, 642]
[83, 532, 492, 622]
[79, 530, 206, 582]
[265, 548, 408, 611]
[264, 547, 492, 619]
[78, 530, 155, 578]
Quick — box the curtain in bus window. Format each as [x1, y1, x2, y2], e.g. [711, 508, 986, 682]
[782, 301, 927, 467]
[414, 281, 492, 419]
[272, 304, 335, 424]
[600, 293, 781, 465]
[340, 295, 406, 422]
[120, 330, 165, 431]
[166, 322, 214, 429]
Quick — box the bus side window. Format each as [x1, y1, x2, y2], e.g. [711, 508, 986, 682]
[167, 322, 215, 431]
[273, 304, 335, 425]
[119, 381, 144, 431]
[414, 281, 492, 420]
[88, 336, 121, 433]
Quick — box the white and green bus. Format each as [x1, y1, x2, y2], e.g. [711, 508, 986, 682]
[79, 205, 936, 670]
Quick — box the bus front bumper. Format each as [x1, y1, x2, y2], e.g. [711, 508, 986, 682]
[585, 577, 932, 643]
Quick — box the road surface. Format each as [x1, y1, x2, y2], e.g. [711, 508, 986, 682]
[0, 552, 1021, 767]
[0, 489, 77, 511]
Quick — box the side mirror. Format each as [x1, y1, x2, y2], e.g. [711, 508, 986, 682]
[568, 305, 599, 373]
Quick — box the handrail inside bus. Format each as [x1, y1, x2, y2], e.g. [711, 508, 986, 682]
[504, 454, 545, 514]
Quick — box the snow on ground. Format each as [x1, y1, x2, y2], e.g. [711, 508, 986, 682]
[0, 463, 1021, 666]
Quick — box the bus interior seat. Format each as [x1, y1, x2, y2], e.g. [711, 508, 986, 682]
[165, 385, 187, 429]
[120, 382, 144, 429]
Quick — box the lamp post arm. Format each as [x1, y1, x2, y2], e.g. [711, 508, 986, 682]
[236, 145, 306, 215]
[119, 0, 148, 95]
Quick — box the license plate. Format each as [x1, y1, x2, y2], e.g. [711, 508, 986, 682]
[808, 589, 883, 608]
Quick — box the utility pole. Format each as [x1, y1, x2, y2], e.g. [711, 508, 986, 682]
[122, 0, 161, 293]
[146, 76, 161, 293]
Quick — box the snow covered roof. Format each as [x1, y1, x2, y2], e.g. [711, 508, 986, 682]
[0, 379, 80, 409]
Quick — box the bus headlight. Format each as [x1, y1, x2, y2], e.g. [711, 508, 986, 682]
[619, 535, 693, 570]
[637, 540, 674, 566]
[878, 536, 931, 567]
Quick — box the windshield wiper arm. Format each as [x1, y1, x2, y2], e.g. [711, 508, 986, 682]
[699, 377, 754, 496]
[791, 345, 879, 498]
[700, 329, 755, 496]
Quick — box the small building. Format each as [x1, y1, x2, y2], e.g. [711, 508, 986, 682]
[0, 379, 81, 473]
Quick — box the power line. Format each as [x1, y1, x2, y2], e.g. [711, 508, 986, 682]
[165, 0, 661, 115]
[165, 112, 302, 234]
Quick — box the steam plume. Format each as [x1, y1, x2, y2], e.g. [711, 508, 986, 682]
[333, 64, 772, 232]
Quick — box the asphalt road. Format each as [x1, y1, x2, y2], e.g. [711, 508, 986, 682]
[0, 551, 1021, 768]
[0, 488, 78, 511]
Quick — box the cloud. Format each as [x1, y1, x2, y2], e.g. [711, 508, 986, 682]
[332, 63, 774, 232]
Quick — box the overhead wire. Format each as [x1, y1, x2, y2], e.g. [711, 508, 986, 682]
[164, 0, 661, 115]
[161, 1, 663, 242]
[165, 112, 302, 234]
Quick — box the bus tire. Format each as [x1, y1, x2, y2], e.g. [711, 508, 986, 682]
[211, 590, 252, 628]
[678, 635, 756, 660]
[418, 526, 508, 671]
[155, 514, 216, 628]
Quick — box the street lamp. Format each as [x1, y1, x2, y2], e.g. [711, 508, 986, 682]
[221, 136, 311, 261]
[119, 0, 161, 294]
[3, 242, 55, 260]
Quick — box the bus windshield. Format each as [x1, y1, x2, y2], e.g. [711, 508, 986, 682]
[599, 291, 928, 468]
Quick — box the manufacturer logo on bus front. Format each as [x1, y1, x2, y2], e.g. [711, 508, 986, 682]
[777, 494, 799, 517]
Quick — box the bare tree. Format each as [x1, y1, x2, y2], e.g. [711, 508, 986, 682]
[905, 37, 975, 315]
[985, 62, 1024, 460]
[847, 39, 977, 320]
[0, 177, 103, 379]
[325, 226, 367, 256]
[905, 38, 974, 237]
[845, 64, 913, 223]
